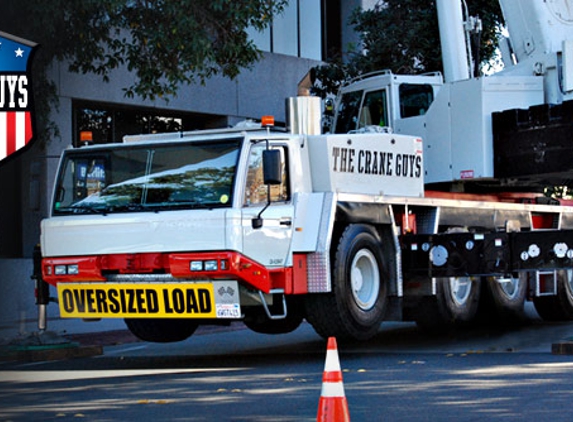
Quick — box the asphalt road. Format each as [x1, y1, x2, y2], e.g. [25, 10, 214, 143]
[2, 306, 573, 421]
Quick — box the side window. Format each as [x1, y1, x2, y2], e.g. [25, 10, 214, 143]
[244, 144, 290, 206]
[334, 90, 363, 133]
[359, 90, 388, 128]
[399, 84, 434, 118]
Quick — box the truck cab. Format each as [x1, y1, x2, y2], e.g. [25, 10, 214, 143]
[332, 70, 443, 134]
[45, 130, 304, 271]
[41, 125, 317, 340]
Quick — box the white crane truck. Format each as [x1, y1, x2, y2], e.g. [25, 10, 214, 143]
[37, 0, 573, 342]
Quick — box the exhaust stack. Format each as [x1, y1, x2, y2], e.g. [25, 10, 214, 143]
[286, 96, 322, 135]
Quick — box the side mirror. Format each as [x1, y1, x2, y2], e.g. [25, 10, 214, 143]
[251, 216, 263, 229]
[252, 149, 281, 230]
[263, 149, 281, 185]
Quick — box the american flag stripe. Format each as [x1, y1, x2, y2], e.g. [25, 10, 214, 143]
[0, 111, 32, 161]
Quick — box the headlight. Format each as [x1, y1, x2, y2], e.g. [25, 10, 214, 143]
[190, 261, 203, 271]
[54, 265, 67, 275]
[204, 260, 218, 271]
[67, 264, 79, 275]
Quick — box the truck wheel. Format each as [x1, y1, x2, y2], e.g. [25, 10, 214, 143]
[305, 224, 388, 341]
[416, 276, 480, 330]
[533, 270, 573, 321]
[480, 275, 527, 323]
[243, 297, 305, 334]
[124, 318, 198, 343]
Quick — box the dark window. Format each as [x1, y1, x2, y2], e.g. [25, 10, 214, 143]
[359, 90, 388, 128]
[322, 0, 342, 60]
[75, 108, 113, 145]
[73, 102, 210, 147]
[399, 84, 434, 118]
[334, 90, 363, 134]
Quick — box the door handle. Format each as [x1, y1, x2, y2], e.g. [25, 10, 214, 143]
[280, 219, 292, 226]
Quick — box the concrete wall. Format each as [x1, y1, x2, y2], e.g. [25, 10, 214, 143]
[0, 259, 35, 342]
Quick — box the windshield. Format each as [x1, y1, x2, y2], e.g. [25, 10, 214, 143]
[53, 139, 241, 215]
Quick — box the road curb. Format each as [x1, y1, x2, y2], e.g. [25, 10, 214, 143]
[2, 343, 103, 362]
[0, 324, 247, 363]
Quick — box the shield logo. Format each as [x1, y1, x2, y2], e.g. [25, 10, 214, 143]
[0, 31, 37, 163]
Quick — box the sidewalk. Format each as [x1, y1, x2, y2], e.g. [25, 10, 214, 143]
[0, 315, 129, 346]
[1, 322, 248, 363]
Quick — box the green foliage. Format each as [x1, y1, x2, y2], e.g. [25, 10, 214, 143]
[470, 0, 505, 73]
[351, 0, 442, 76]
[2, 0, 287, 101]
[311, 0, 503, 98]
[311, 59, 358, 100]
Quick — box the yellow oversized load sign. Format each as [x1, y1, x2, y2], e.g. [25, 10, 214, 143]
[57, 281, 241, 319]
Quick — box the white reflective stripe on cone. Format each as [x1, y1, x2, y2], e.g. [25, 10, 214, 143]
[324, 349, 341, 371]
[320, 381, 346, 398]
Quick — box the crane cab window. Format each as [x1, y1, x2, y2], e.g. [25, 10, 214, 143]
[335, 89, 389, 133]
[399, 83, 434, 118]
[358, 89, 388, 129]
[334, 90, 363, 134]
[244, 144, 290, 206]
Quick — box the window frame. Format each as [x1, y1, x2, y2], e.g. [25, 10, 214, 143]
[243, 142, 291, 208]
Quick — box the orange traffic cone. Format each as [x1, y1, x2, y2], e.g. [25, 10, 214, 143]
[317, 337, 350, 422]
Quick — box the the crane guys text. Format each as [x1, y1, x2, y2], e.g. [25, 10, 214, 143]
[332, 146, 422, 178]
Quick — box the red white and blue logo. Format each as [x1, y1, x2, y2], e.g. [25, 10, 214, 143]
[0, 31, 37, 163]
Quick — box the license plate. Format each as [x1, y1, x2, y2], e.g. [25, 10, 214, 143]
[57, 281, 241, 319]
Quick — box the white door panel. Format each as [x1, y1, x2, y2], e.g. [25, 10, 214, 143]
[240, 142, 294, 268]
[242, 204, 294, 267]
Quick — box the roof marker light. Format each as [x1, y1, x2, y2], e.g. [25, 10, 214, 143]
[261, 116, 275, 127]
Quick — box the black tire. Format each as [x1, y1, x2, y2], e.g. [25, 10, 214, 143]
[479, 274, 527, 324]
[305, 224, 388, 341]
[243, 296, 305, 334]
[533, 270, 573, 321]
[124, 318, 198, 343]
[415, 276, 481, 330]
